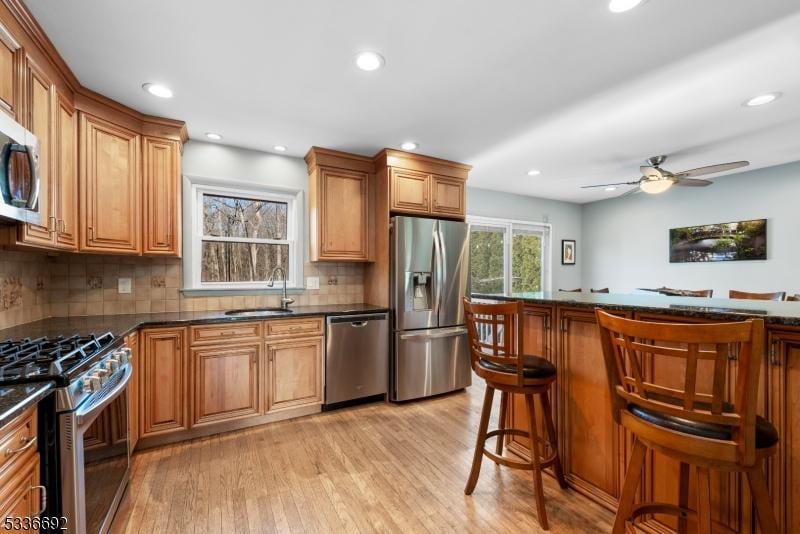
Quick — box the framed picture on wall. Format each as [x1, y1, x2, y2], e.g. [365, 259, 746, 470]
[562, 240, 576, 265]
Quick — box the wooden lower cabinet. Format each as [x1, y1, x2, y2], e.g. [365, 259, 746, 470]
[0, 454, 41, 532]
[140, 327, 188, 437]
[192, 342, 260, 426]
[266, 336, 324, 412]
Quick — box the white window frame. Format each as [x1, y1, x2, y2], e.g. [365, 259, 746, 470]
[467, 215, 552, 295]
[186, 181, 304, 291]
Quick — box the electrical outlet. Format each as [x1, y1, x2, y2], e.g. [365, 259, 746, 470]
[306, 276, 319, 290]
[118, 277, 132, 294]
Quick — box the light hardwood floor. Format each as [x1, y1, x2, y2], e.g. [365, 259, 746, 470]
[110, 381, 613, 533]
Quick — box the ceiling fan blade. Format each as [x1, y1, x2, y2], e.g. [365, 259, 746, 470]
[675, 161, 749, 178]
[674, 178, 713, 187]
[581, 180, 641, 189]
[619, 187, 641, 198]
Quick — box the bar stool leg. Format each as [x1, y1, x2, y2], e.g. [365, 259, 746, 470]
[677, 462, 690, 534]
[525, 393, 549, 530]
[465, 385, 495, 495]
[745, 465, 779, 533]
[614, 438, 647, 534]
[540, 390, 568, 489]
[495, 391, 508, 455]
[696, 467, 712, 534]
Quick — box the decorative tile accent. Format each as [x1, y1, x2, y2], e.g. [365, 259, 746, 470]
[151, 276, 166, 288]
[1, 277, 23, 310]
[87, 275, 103, 289]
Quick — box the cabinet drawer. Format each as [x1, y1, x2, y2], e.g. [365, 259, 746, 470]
[0, 407, 37, 477]
[190, 322, 262, 345]
[264, 317, 324, 339]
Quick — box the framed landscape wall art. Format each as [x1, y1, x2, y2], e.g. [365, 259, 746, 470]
[561, 240, 576, 265]
[669, 219, 767, 263]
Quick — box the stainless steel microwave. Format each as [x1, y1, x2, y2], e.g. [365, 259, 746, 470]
[0, 111, 41, 225]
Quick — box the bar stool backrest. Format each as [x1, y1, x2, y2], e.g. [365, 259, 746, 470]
[463, 299, 525, 386]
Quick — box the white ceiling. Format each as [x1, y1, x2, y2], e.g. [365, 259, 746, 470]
[24, 0, 800, 203]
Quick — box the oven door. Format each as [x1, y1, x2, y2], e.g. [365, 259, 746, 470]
[60, 364, 131, 534]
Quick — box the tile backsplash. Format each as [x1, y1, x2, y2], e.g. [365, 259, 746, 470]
[0, 250, 365, 329]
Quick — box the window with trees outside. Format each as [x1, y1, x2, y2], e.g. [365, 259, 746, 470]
[187, 182, 303, 290]
[468, 216, 551, 295]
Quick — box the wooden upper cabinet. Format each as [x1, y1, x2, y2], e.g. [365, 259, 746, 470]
[390, 168, 430, 214]
[431, 174, 465, 217]
[80, 112, 141, 254]
[18, 56, 56, 247]
[306, 147, 373, 262]
[143, 136, 181, 256]
[140, 327, 187, 437]
[0, 23, 22, 120]
[55, 94, 77, 250]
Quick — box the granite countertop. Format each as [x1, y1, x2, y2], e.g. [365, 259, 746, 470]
[472, 292, 800, 327]
[0, 382, 53, 428]
[0, 303, 389, 341]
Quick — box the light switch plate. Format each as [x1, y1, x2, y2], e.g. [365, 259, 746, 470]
[306, 276, 319, 290]
[118, 277, 132, 294]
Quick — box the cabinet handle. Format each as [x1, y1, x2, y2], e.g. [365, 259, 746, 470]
[48, 216, 57, 233]
[770, 339, 781, 366]
[5, 435, 36, 456]
[88, 226, 94, 240]
[32, 485, 46, 515]
[61, 220, 67, 233]
[560, 317, 568, 332]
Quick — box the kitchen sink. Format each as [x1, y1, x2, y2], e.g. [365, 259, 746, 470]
[223, 308, 295, 317]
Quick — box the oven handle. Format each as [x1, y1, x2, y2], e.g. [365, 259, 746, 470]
[75, 363, 132, 428]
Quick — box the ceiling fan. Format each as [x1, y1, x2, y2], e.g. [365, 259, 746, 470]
[582, 155, 750, 195]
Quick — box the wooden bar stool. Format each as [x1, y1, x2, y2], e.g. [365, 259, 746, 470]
[463, 299, 567, 530]
[595, 310, 779, 534]
[729, 289, 786, 301]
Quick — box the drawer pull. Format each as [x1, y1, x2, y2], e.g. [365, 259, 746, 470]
[6, 435, 36, 456]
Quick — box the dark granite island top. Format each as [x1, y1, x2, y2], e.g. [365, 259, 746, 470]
[0, 303, 388, 341]
[472, 292, 800, 327]
[0, 382, 53, 428]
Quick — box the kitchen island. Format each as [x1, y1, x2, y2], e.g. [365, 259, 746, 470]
[472, 292, 799, 534]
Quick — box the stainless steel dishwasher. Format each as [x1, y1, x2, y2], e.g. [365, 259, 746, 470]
[325, 313, 389, 408]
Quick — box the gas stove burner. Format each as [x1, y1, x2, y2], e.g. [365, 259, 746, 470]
[0, 332, 116, 384]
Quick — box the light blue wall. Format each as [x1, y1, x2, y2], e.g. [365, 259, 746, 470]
[467, 187, 583, 292]
[581, 161, 800, 297]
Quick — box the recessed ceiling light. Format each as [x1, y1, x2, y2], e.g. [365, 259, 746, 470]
[400, 141, 418, 151]
[605, 186, 617, 191]
[355, 51, 385, 71]
[205, 132, 223, 141]
[609, 0, 643, 13]
[273, 145, 287, 152]
[527, 169, 541, 176]
[141, 83, 173, 98]
[743, 92, 782, 107]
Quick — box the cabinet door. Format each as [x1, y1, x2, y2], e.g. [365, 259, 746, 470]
[80, 113, 141, 254]
[558, 308, 623, 509]
[318, 167, 370, 261]
[768, 331, 800, 534]
[390, 168, 429, 214]
[140, 328, 187, 437]
[126, 332, 140, 451]
[430, 175, 465, 218]
[143, 136, 181, 256]
[55, 94, 77, 250]
[266, 337, 323, 412]
[192, 343, 260, 426]
[0, 454, 41, 530]
[18, 57, 56, 247]
[0, 23, 22, 120]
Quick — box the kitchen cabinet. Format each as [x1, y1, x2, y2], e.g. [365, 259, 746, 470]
[126, 331, 140, 451]
[140, 327, 188, 437]
[192, 342, 260, 426]
[143, 136, 181, 256]
[306, 147, 374, 262]
[431, 175, 465, 217]
[767, 330, 800, 534]
[0, 22, 22, 120]
[54, 94, 77, 249]
[0, 406, 42, 531]
[266, 336, 324, 412]
[79, 112, 141, 254]
[390, 168, 430, 214]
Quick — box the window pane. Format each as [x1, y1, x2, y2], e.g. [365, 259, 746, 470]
[201, 242, 289, 283]
[202, 194, 287, 239]
[512, 229, 542, 293]
[470, 225, 506, 294]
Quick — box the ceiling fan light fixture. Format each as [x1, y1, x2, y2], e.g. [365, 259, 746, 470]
[640, 179, 673, 195]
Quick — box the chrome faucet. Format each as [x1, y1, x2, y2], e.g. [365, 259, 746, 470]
[267, 266, 294, 310]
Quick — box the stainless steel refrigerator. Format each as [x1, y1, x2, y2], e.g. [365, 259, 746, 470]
[390, 216, 472, 401]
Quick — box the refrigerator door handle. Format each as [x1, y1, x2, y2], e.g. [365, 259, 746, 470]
[432, 227, 443, 320]
[437, 228, 448, 322]
[399, 327, 467, 340]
